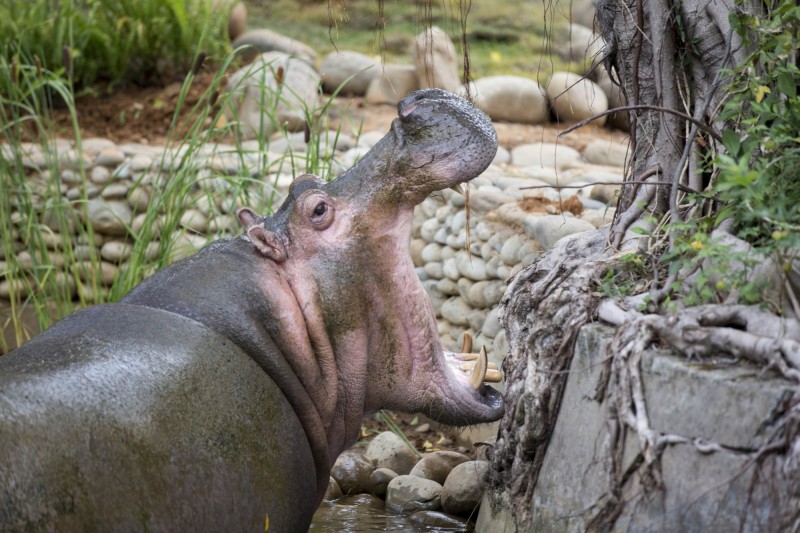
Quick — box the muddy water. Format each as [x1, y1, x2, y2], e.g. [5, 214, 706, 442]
[309, 497, 471, 532]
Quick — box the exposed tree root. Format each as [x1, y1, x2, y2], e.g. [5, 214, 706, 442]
[587, 300, 800, 530]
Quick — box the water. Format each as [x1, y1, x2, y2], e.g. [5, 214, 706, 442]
[309, 496, 472, 532]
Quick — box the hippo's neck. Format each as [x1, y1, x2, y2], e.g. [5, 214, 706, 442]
[120, 238, 332, 501]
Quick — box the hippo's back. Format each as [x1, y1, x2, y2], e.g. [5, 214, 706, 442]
[0, 304, 316, 532]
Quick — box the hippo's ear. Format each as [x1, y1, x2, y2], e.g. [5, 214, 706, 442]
[246, 226, 287, 263]
[236, 207, 261, 228]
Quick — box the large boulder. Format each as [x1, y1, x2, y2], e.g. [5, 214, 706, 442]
[546, 71, 608, 126]
[461, 76, 549, 125]
[226, 51, 321, 140]
[232, 29, 317, 63]
[413, 27, 461, 92]
[320, 51, 379, 96]
[366, 64, 420, 105]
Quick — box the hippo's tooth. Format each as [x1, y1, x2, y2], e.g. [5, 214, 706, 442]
[484, 369, 502, 383]
[450, 184, 465, 196]
[469, 347, 488, 390]
[460, 361, 498, 372]
[461, 332, 473, 356]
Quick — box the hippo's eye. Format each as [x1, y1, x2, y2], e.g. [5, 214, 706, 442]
[313, 202, 327, 217]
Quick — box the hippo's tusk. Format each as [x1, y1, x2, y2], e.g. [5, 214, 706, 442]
[450, 184, 465, 196]
[469, 347, 488, 390]
[461, 332, 473, 354]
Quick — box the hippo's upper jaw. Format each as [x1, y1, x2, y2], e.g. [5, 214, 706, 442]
[239, 89, 501, 465]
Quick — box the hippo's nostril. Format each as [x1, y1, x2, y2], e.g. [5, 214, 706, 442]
[400, 102, 418, 118]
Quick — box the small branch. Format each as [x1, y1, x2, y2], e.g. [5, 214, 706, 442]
[558, 105, 723, 143]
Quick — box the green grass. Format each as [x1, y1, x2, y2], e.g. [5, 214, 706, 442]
[0, 0, 232, 89]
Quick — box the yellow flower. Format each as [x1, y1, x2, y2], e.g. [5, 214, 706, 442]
[490, 51, 502, 63]
[690, 239, 703, 251]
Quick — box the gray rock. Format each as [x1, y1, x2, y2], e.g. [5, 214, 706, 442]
[413, 27, 460, 92]
[408, 510, 470, 530]
[366, 64, 421, 105]
[455, 251, 488, 281]
[441, 297, 473, 327]
[493, 146, 511, 165]
[321, 50, 378, 96]
[100, 183, 129, 200]
[556, 23, 604, 74]
[81, 138, 116, 153]
[385, 475, 443, 513]
[363, 431, 419, 476]
[437, 278, 460, 297]
[500, 234, 525, 266]
[481, 307, 502, 339]
[369, 467, 398, 498]
[524, 215, 595, 249]
[469, 187, 515, 213]
[409, 238, 426, 267]
[440, 460, 489, 516]
[330, 451, 374, 496]
[511, 142, 583, 170]
[357, 130, 386, 149]
[582, 207, 616, 228]
[232, 29, 317, 63]
[226, 52, 321, 140]
[87, 199, 132, 236]
[180, 209, 209, 234]
[462, 76, 549, 124]
[598, 69, 629, 131]
[583, 139, 629, 168]
[129, 154, 153, 172]
[228, 2, 247, 42]
[72, 261, 118, 286]
[94, 147, 126, 167]
[100, 241, 132, 263]
[90, 165, 112, 184]
[409, 451, 470, 485]
[589, 183, 622, 205]
[421, 243, 443, 263]
[546, 71, 608, 126]
[323, 476, 343, 501]
[423, 261, 444, 280]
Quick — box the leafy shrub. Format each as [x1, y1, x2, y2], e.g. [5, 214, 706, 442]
[0, 0, 231, 88]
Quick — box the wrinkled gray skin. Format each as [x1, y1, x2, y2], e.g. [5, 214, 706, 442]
[0, 89, 501, 532]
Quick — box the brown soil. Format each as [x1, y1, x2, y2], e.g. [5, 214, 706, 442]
[519, 195, 584, 216]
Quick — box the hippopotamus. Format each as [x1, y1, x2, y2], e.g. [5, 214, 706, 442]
[0, 89, 502, 532]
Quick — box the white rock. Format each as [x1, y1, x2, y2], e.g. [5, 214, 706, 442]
[320, 50, 378, 96]
[363, 431, 420, 476]
[366, 64, 420, 105]
[546, 71, 608, 126]
[226, 51, 321, 140]
[511, 143, 583, 170]
[231, 28, 317, 63]
[386, 475, 443, 513]
[523, 215, 595, 249]
[582, 139, 630, 167]
[462, 76, 548, 124]
[413, 26, 460, 92]
[455, 251, 488, 281]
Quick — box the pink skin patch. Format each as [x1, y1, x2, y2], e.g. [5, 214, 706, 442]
[400, 102, 418, 117]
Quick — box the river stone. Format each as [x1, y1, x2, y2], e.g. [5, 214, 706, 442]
[493, 146, 511, 165]
[323, 477, 343, 501]
[226, 51, 321, 140]
[330, 451, 374, 496]
[481, 307, 502, 339]
[127, 186, 151, 212]
[100, 183, 130, 200]
[455, 251, 488, 281]
[87, 199, 132, 236]
[442, 257, 460, 281]
[408, 510, 471, 530]
[583, 138, 629, 167]
[440, 460, 489, 516]
[456, 278, 473, 301]
[483, 281, 506, 307]
[180, 209, 209, 233]
[546, 71, 608, 126]
[463, 76, 549, 124]
[231, 29, 317, 63]
[511, 142, 583, 170]
[469, 188, 515, 213]
[409, 451, 470, 485]
[320, 50, 378, 96]
[385, 476, 443, 513]
[590, 183, 621, 206]
[597, 70, 629, 131]
[129, 154, 153, 172]
[523, 215, 596, 249]
[557, 23, 604, 73]
[365, 64, 420, 105]
[90, 165, 111, 184]
[100, 241, 132, 263]
[413, 26, 460, 92]
[582, 207, 616, 228]
[423, 262, 444, 280]
[421, 243, 443, 263]
[81, 138, 116, 154]
[363, 431, 419, 476]
[440, 297, 472, 328]
[437, 278, 460, 297]
[228, 2, 247, 41]
[72, 261, 118, 286]
[410, 238, 426, 267]
[369, 467, 398, 498]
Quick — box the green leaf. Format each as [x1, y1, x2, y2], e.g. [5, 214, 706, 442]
[722, 129, 741, 156]
[777, 71, 797, 98]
